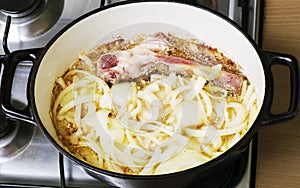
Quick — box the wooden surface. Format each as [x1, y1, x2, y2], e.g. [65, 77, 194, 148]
[256, 0, 300, 187]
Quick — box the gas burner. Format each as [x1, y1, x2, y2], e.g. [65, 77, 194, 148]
[0, 112, 35, 163]
[0, 0, 42, 18]
[0, 0, 64, 40]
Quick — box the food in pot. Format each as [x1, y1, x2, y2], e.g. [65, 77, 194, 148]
[50, 32, 258, 175]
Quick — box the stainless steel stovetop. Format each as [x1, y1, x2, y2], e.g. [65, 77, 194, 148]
[0, 0, 261, 187]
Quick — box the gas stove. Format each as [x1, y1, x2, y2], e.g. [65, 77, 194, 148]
[0, 0, 262, 187]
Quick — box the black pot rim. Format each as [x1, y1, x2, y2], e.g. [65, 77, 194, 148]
[29, 0, 268, 179]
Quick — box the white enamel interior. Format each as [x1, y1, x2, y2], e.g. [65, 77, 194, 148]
[34, 2, 265, 148]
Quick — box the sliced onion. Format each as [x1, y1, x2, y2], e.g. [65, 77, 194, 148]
[111, 82, 132, 109]
[204, 84, 228, 99]
[58, 94, 101, 115]
[185, 122, 247, 137]
[194, 64, 222, 80]
[139, 147, 161, 175]
[226, 102, 246, 128]
[210, 99, 226, 129]
[55, 77, 66, 88]
[81, 102, 96, 123]
[79, 53, 94, 67]
[177, 100, 204, 129]
[154, 149, 208, 175]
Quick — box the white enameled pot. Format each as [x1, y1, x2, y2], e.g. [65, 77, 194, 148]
[1, 1, 299, 188]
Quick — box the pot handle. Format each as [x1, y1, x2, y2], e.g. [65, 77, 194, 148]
[0, 48, 42, 125]
[260, 51, 299, 126]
